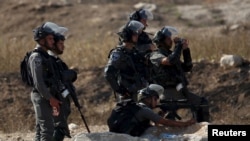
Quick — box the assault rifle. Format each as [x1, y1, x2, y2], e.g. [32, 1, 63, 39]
[46, 57, 91, 133]
[63, 79, 91, 133]
[49, 58, 90, 133]
[156, 99, 198, 121]
[56, 59, 91, 133]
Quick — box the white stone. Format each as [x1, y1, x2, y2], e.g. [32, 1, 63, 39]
[68, 123, 79, 131]
[220, 54, 243, 68]
[134, 2, 157, 12]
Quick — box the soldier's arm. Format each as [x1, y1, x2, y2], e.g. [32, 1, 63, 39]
[104, 65, 122, 93]
[136, 106, 162, 123]
[137, 105, 196, 127]
[150, 51, 170, 66]
[156, 118, 196, 127]
[104, 51, 127, 94]
[29, 53, 52, 100]
[182, 48, 193, 72]
[166, 44, 182, 65]
[150, 45, 182, 66]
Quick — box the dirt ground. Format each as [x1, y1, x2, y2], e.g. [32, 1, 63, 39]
[0, 0, 250, 140]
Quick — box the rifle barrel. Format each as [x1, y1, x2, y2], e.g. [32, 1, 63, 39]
[78, 108, 91, 133]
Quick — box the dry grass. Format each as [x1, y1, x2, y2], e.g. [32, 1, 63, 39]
[187, 32, 250, 62]
[0, 30, 249, 73]
[0, 33, 118, 73]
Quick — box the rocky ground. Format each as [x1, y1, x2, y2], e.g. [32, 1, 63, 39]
[0, 0, 250, 140]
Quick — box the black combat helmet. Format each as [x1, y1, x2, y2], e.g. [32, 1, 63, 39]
[33, 23, 54, 41]
[152, 26, 178, 44]
[137, 84, 164, 101]
[54, 33, 65, 42]
[117, 20, 144, 42]
[129, 9, 154, 21]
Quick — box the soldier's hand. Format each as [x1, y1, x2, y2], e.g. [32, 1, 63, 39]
[49, 97, 62, 110]
[150, 44, 157, 51]
[122, 92, 131, 99]
[185, 118, 196, 126]
[158, 110, 167, 117]
[182, 39, 189, 50]
[173, 37, 182, 44]
[173, 37, 189, 49]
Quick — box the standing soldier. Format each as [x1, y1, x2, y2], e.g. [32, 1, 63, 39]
[46, 22, 75, 140]
[29, 23, 61, 141]
[129, 8, 157, 56]
[149, 26, 210, 122]
[104, 20, 149, 102]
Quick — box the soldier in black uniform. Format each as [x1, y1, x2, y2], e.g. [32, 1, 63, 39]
[46, 22, 75, 141]
[104, 20, 149, 102]
[29, 23, 61, 141]
[149, 26, 210, 122]
[129, 8, 156, 56]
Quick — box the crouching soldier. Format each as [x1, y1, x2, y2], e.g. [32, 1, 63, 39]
[107, 84, 196, 137]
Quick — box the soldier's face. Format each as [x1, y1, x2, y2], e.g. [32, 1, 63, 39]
[54, 40, 65, 55]
[151, 96, 159, 108]
[164, 36, 173, 49]
[44, 34, 55, 49]
[140, 18, 148, 27]
[132, 34, 139, 43]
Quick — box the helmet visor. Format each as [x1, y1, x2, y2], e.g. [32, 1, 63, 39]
[138, 84, 164, 100]
[127, 20, 144, 34]
[43, 22, 68, 35]
[148, 84, 164, 97]
[140, 9, 153, 20]
[161, 26, 178, 38]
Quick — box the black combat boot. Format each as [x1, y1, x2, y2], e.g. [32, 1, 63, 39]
[53, 127, 71, 141]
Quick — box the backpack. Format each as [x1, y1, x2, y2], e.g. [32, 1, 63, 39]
[20, 49, 42, 86]
[107, 100, 143, 136]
